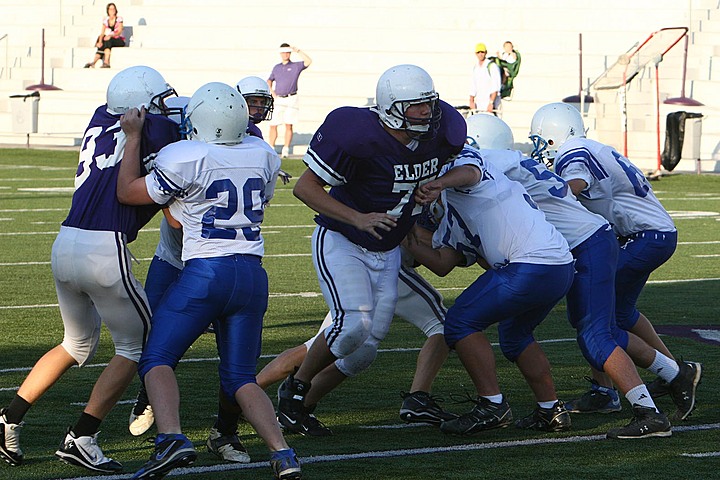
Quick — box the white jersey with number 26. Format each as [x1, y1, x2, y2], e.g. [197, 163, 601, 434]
[145, 136, 281, 261]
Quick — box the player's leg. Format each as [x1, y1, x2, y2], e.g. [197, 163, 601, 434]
[216, 254, 301, 479]
[257, 314, 329, 390]
[50, 229, 148, 472]
[133, 258, 231, 479]
[616, 231, 701, 420]
[395, 265, 454, 425]
[439, 270, 512, 436]
[129, 256, 181, 436]
[278, 228, 376, 430]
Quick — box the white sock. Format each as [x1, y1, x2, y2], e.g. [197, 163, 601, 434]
[482, 394, 504, 404]
[538, 400, 557, 409]
[625, 384, 658, 412]
[648, 351, 680, 382]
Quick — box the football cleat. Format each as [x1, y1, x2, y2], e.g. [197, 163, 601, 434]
[0, 409, 24, 466]
[645, 376, 671, 399]
[131, 433, 196, 479]
[515, 401, 571, 432]
[206, 427, 250, 463]
[277, 375, 330, 436]
[129, 387, 155, 436]
[564, 377, 622, 414]
[399, 391, 458, 426]
[55, 428, 122, 473]
[668, 360, 703, 421]
[440, 396, 513, 436]
[270, 448, 302, 479]
[606, 405, 672, 439]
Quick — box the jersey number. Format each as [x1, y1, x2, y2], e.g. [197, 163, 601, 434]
[520, 159, 568, 198]
[611, 151, 649, 197]
[201, 177, 265, 241]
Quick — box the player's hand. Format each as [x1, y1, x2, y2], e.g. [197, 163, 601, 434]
[355, 212, 397, 240]
[414, 180, 443, 205]
[278, 169, 293, 185]
[120, 107, 146, 138]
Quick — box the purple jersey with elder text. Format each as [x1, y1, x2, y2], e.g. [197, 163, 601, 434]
[303, 100, 465, 251]
[62, 105, 180, 242]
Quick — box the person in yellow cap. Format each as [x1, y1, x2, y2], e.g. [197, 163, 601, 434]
[469, 42, 502, 114]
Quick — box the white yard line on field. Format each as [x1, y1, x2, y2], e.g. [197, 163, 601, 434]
[1, 277, 719, 310]
[58, 423, 720, 480]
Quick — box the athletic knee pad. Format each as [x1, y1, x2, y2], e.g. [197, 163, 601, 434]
[137, 350, 180, 381]
[615, 308, 641, 331]
[498, 333, 534, 362]
[221, 375, 256, 401]
[326, 316, 372, 359]
[61, 334, 101, 367]
[611, 325, 630, 351]
[335, 339, 379, 377]
[576, 333, 617, 372]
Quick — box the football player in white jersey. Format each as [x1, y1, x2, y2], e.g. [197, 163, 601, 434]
[276, 65, 466, 436]
[530, 102, 702, 423]
[0, 66, 179, 473]
[406, 144, 576, 436]
[467, 114, 673, 438]
[127, 78, 289, 463]
[117, 82, 301, 480]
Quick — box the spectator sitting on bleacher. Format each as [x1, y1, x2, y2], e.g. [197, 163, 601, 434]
[84, 3, 125, 69]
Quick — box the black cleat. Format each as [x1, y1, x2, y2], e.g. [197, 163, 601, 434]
[515, 400, 571, 432]
[399, 391, 458, 426]
[606, 404, 672, 439]
[669, 360, 703, 421]
[564, 377, 621, 414]
[645, 376, 671, 399]
[440, 396, 512, 436]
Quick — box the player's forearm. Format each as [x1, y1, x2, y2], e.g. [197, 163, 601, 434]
[436, 165, 481, 190]
[294, 173, 360, 226]
[117, 133, 152, 205]
[405, 241, 458, 277]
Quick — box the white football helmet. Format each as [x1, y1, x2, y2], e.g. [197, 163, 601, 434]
[106, 65, 178, 115]
[181, 82, 248, 144]
[529, 102, 586, 164]
[236, 76, 273, 123]
[374, 64, 441, 140]
[465, 113, 514, 150]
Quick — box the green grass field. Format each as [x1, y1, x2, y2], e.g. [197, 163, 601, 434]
[0, 148, 718, 480]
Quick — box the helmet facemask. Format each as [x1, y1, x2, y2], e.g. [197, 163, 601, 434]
[245, 94, 274, 123]
[384, 95, 442, 141]
[529, 134, 554, 166]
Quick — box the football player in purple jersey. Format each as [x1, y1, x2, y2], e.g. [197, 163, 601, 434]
[0, 66, 180, 473]
[276, 64, 466, 436]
